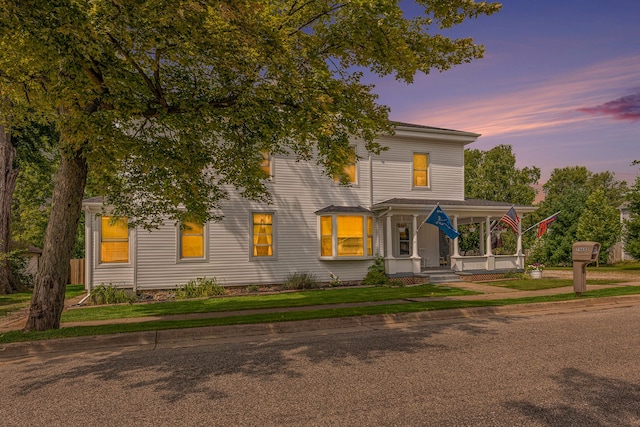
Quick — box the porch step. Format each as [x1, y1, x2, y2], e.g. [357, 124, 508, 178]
[416, 270, 462, 284]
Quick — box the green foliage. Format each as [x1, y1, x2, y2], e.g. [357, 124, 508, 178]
[246, 284, 260, 293]
[0, 0, 501, 229]
[528, 167, 628, 265]
[0, 248, 33, 288]
[282, 272, 320, 290]
[577, 189, 622, 263]
[362, 255, 389, 285]
[175, 277, 226, 299]
[624, 176, 640, 260]
[90, 284, 136, 305]
[329, 272, 342, 287]
[465, 145, 540, 205]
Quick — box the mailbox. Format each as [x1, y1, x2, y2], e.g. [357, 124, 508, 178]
[572, 241, 600, 296]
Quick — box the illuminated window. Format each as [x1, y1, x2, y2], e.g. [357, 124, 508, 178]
[319, 213, 373, 258]
[413, 153, 429, 188]
[100, 216, 129, 263]
[320, 216, 333, 256]
[260, 151, 271, 177]
[181, 222, 204, 258]
[333, 146, 357, 184]
[252, 213, 274, 257]
[367, 216, 373, 256]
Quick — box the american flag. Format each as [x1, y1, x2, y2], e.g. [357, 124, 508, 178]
[537, 213, 558, 238]
[499, 207, 520, 234]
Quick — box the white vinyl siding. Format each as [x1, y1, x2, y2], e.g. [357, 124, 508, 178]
[85, 127, 475, 289]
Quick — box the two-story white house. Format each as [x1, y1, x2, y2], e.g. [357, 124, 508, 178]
[82, 122, 536, 291]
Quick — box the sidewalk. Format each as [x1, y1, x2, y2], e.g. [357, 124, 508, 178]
[3, 280, 640, 359]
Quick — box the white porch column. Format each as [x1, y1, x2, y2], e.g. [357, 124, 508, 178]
[386, 214, 393, 259]
[453, 215, 460, 257]
[411, 214, 421, 273]
[385, 213, 396, 274]
[516, 219, 524, 269]
[485, 216, 495, 270]
[485, 216, 492, 256]
[516, 221, 523, 255]
[479, 222, 485, 255]
[412, 214, 419, 258]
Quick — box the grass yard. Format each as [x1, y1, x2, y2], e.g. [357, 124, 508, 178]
[485, 278, 626, 291]
[0, 285, 85, 317]
[60, 283, 477, 323]
[2, 285, 640, 344]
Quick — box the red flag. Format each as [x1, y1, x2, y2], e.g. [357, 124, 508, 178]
[537, 213, 558, 238]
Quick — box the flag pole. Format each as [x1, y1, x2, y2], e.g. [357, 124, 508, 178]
[416, 202, 439, 234]
[490, 205, 514, 233]
[523, 211, 561, 234]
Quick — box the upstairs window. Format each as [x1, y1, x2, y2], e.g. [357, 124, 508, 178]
[413, 153, 429, 188]
[333, 146, 357, 184]
[180, 222, 205, 259]
[260, 151, 272, 177]
[100, 216, 129, 263]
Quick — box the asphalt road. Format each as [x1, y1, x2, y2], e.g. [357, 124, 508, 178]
[2, 305, 640, 426]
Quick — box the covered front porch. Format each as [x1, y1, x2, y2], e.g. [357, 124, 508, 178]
[372, 198, 537, 277]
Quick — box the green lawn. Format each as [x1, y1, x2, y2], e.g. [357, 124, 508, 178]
[0, 284, 85, 317]
[61, 284, 476, 323]
[2, 285, 640, 344]
[485, 278, 624, 291]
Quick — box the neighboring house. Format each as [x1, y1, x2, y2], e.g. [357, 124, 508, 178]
[82, 122, 536, 291]
[609, 202, 636, 263]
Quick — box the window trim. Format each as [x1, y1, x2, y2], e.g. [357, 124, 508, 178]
[332, 145, 358, 186]
[260, 151, 274, 180]
[98, 215, 131, 266]
[250, 211, 276, 260]
[412, 152, 430, 190]
[318, 213, 374, 260]
[177, 221, 208, 263]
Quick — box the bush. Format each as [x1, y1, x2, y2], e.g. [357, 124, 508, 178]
[362, 255, 389, 286]
[176, 277, 226, 299]
[0, 248, 34, 288]
[282, 272, 320, 290]
[90, 284, 136, 305]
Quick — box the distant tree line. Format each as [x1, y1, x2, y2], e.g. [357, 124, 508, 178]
[463, 145, 637, 266]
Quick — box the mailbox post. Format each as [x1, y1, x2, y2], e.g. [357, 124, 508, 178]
[572, 242, 600, 296]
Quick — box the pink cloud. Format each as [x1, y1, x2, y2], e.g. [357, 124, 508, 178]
[578, 90, 640, 121]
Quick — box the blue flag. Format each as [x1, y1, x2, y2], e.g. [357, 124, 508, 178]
[425, 205, 460, 239]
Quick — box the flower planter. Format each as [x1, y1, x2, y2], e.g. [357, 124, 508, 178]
[529, 270, 542, 279]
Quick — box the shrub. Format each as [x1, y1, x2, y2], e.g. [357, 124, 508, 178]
[362, 255, 389, 286]
[246, 284, 260, 292]
[176, 277, 226, 299]
[329, 272, 342, 287]
[90, 284, 136, 305]
[282, 272, 320, 290]
[0, 248, 34, 288]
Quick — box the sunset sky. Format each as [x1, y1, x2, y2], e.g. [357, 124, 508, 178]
[369, 0, 640, 185]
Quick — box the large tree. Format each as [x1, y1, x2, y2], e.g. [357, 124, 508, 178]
[0, 124, 20, 293]
[576, 189, 622, 264]
[464, 144, 540, 205]
[0, 0, 501, 330]
[623, 175, 640, 260]
[530, 167, 627, 265]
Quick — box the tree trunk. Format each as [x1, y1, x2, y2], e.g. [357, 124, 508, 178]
[0, 124, 20, 294]
[24, 145, 87, 331]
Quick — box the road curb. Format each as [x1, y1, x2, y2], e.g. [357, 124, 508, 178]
[3, 294, 640, 360]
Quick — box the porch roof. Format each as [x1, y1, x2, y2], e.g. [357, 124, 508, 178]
[371, 198, 537, 221]
[314, 205, 373, 215]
